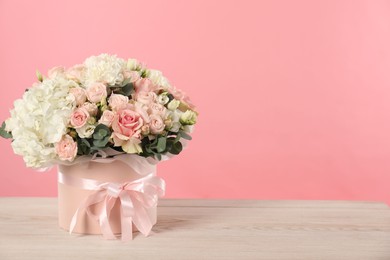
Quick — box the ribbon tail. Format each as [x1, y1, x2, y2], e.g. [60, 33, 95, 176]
[99, 196, 117, 240]
[131, 194, 154, 236]
[69, 208, 81, 235]
[119, 192, 135, 241]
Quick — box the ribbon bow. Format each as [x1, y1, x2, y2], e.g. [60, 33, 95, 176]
[58, 172, 165, 241]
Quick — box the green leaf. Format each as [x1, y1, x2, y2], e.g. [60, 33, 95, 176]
[174, 133, 181, 143]
[169, 141, 183, 155]
[98, 129, 107, 137]
[179, 131, 192, 140]
[77, 138, 91, 155]
[121, 83, 134, 96]
[156, 136, 167, 153]
[121, 77, 131, 86]
[93, 136, 110, 148]
[155, 153, 162, 161]
[36, 70, 43, 82]
[93, 124, 111, 140]
[167, 93, 174, 102]
[0, 122, 12, 139]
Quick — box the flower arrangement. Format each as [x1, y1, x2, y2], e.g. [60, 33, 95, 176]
[0, 54, 197, 169]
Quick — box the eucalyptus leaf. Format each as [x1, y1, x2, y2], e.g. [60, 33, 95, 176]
[77, 138, 91, 155]
[155, 153, 162, 161]
[0, 122, 12, 139]
[93, 124, 111, 140]
[121, 83, 134, 96]
[156, 136, 167, 153]
[93, 136, 110, 148]
[121, 77, 131, 86]
[170, 141, 183, 155]
[179, 131, 192, 140]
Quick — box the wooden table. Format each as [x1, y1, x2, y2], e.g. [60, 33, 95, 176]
[1, 198, 390, 259]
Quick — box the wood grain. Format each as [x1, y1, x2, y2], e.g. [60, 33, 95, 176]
[1, 198, 390, 259]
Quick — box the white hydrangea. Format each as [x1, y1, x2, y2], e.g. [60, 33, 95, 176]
[148, 69, 171, 89]
[83, 54, 126, 87]
[5, 76, 76, 168]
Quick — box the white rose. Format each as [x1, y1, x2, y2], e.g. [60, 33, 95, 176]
[167, 99, 180, 111]
[127, 58, 141, 70]
[76, 124, 96, 138]
[157, 93, 169, 105]
[148, 69, 171, 89]
[165, 110, 182, 132]
[180, 110, 197, 125]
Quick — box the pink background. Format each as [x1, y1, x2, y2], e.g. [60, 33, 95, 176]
[1, 0, 390, 202]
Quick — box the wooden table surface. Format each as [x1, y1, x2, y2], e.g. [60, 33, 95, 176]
[1, 198, 390, 260]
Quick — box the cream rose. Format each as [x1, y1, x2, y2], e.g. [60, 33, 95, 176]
[148, 102, 166, 116]
[157, 93, 170, 105]
[82, 102, 98, 116]
[66, 64, 85, 82]
[86, 82, 107, 103]
[55, 135, 77, 161]
[48, 66, 65, 79]
[69, 87, 87, 106]
[98, 110, 115, 127]
[149, 114, 165, 134]
[135, 91, 157, 105]
[76, 124, 96, 138]
[123, 70, 140, 83]
[134, 78, 156, 93]
[108, 94, 129, 111]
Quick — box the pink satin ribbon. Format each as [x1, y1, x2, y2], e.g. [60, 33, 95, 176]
[58, 171, 165, 241]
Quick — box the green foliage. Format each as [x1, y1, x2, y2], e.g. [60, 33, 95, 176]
[178, 131, 192, 140]
[0, 122, 12, 139]
[140, 133, 185, 160]
[36, 70, 43, 82]
[77, 138, 91, 155]
[109, 82, 134, 97]
[92, 124, 111, 149]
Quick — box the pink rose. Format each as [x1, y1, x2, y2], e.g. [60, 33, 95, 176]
[48, 66, 65, 78]
[69, 87, 87, 106]
[134, 91, 157, 105]
[123, 70, 140, 83]
[148, 102, 166, 116]
[82, 102, 98, 116]
[70, 107, 90, 128]
[169, 86, 197, 111]
[55, 135, 78, 161]
[66, 64, 85, 82]
[134, 78, 157, 93]
[111, 109, 143, 146]
[86, 82, 107, 103]
[108, 94, 129, 111]
[149, 114, 165, 134]
[98, 110, 115, 127]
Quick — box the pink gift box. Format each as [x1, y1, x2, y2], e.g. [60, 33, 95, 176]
[58, 160, 158, 236]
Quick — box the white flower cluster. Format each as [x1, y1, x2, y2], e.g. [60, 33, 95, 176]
[83, 54, 126, 87]
[5, 76, 76, 168]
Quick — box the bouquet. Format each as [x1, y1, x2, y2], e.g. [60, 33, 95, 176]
[0, 54, 197, 168]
